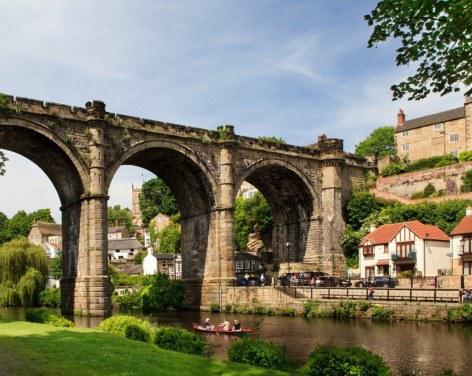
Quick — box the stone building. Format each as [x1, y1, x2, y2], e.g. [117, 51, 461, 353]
[395, 97, 472, 161]
[450, 207, 472, 276]
[28, 221, 62, 249]
[131, 184, 143, 228]
[107, 238, 144, 263]
[107, 226, 130, 240]
[359, 221, 450, 278]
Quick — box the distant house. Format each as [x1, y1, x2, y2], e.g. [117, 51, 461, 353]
[108, 226, 130, 240]
[395, 97, 472, 161]
[155, 253, 182, 279]
[359, 221, 450, 278]
[450, 207, 472, 276]
[28, 221, 62, 259]
[108, 238, 144, 262]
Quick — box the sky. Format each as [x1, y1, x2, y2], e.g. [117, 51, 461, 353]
[0, 0, 466, 222]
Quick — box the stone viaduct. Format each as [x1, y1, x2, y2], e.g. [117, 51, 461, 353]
[0, 95, 371, 316]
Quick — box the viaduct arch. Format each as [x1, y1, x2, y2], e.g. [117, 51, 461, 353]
[0, 96, 372, 316]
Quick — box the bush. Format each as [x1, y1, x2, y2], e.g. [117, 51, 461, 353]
[423, 183, 436, 197]
[25, 308, 74, 327]
[302, 345, 390, 376]
[382, 162, 405, 177]
[154, 326, 208, 355]
[142, 274, 185, 313]
[359, 302, 371, 312]
[382, 155, 458, 177]
[462, 170, 472, 193]
[254, 306, 274, 315]
[124, 323, 151, 342]
[228, 337, 292, 371]
[303, 300, 320, 318]
[459, 151, 472, 162]
[39, 288, 61, 307]
[280, 307, 296, 316]
[98, 315, 153, 340]
[0, 282, 20, 307]
[210, 303, 220, 312]
[371, 306, 394, 321]
[447, 303, 472, 322]
[333, 301, 358, 320]
[113, 291, 142, 311]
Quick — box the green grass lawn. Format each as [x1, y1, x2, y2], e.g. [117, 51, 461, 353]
[0, 319, 288, 376]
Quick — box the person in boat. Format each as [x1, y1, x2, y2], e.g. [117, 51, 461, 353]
[232, 319, 241, 331]
[201, 318, 212, 329]
[219, 318, 231, 331]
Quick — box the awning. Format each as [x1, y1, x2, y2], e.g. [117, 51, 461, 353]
[376, 259, 390, 266]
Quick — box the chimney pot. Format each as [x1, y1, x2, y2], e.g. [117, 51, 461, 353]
[369, 224, 377, 233]
[397, 109, 405, 127]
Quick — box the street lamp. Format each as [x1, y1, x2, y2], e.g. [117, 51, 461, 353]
[286, 242, 291, 279]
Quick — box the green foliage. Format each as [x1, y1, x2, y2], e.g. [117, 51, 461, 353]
[257, 136, 286, 146]
[459, 151, 472, 162]
[280, 307, 296, 317]
[411, 183, 441, 199]
[140, 177, 179, 226]
[16, 267, 45, 306]
[228, 337, 292, 371]
[346, 191, 384, 230]
[355, 126, 395, 158]
[365, 0, 472, 100]
[133, 250, 146, 265]
[0, 282, 20, 306]
[142, 274, 185, 313]
[0, 93, 11, 116]
[210, 303, 220, 312]
[98, 315, 153, 340]
[447, 303, 472, 322]
[303, 300, 320, 319]
[157, 221, 181, 254]
[0, 151, 7, 176]
[461, 170, 472, 193]
[342, 225, 364, 261]
[359, 302, 371, 312]
[302, 345, 390, 376]
[154, 326, 208, 355]
[25, 308, 74, 327]
[39, 288, 61, 308]
[235, 192, 273, 251]
[381, 155, 458, 177]
[107, 205, 135, 235]
[0, 209, 55, 245]
[333, 301, 358, 320]
[371, 306, 394, 321]
[49, 251, 62, 280]
[423, 183, 436, 197]
[113, 291, 143, 311]
[124, 323, 151, 342]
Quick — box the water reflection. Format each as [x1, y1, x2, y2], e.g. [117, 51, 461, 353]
[1, 308, 471, 374]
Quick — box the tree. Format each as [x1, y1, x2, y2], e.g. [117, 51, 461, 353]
[139, 178, 179, 226]
[0, 209, 55, 245]
[108, 205, 135, 235]
[49, 251, 62, 280]
[0, 151, 7, 176]
[157, 221, 181, 254]
[345, 191, 384, 230]
[365, 0, 472, 100]
[355, 126, 395, 158]
[234, 192, 273, 251]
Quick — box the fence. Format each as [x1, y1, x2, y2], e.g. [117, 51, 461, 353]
[279, 286, 462, 303]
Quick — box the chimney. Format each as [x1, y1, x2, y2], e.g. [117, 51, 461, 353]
[369, 224, 377, 233]
[466, 207, 472, 216]
[397, 109, 405, 127]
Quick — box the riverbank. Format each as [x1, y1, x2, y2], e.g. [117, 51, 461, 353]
[0, 319, 287, 376]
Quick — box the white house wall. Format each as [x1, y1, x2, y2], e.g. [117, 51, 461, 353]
[423, 240, 450, 276]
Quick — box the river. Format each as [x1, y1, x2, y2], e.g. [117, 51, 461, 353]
[1, 308, 471, 374]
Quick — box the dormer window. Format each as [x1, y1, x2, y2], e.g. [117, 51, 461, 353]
[363, 245, 374, 256]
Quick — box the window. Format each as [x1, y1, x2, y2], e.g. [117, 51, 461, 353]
[236, 259, 244, 272]
[384, 245, 389, 254]
[402, 130, 408, 136]
[449, 133, 459, 143]
[365, 267, 375, 278]
[433, 123, 444, 131]
[402, 144, 410, 151]
[464, 261, 472, 276]
[461, 237, 472, 254]
[363, 245, 374, 256]
[396, 241, 415, 258]
[452, 150, 459, 157]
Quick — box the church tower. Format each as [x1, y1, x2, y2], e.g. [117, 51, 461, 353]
[131, 184, 143, 228]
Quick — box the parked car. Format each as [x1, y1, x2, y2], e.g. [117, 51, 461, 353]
[314, 276, 352, 287]
[355, 276, 397, 288]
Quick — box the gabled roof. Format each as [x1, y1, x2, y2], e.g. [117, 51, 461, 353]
[108, 238, 143, 251]
[450, 215, 472, 236]
[108, 226, 128, 234]
[32, 221, 62, 236]
[359, 220, 449, 246]
[396, 106, 464, 132]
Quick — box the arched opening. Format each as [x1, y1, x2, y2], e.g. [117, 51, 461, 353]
[107, 142, 218, 306]
[0, 120, 87, 313]
[235, 160, 317, 284]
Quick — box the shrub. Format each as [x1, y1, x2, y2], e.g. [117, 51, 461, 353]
[0, 282, 20, 307]
[333, 301, 358, 319]
[447, 303, 472, 322]
[98, 315, 153, 340]
[462, 170, 472, 193]
[142, 274, 185, 313]
[124, 323, 150, 342]
[210, 303, 220, 312]
[459, 151, 472, 162]
[382, 162, 405, 177]
[359, 302, 371, 312]
[382, 155, 458, 177]
[303, 300, 320, 318]
[280, 307, 296, 316]
[228, 337, 292, 371]
[113, 291, 142, 311]
[25, 308, 74, 327]
[254, 306, 274, 315]
[39, 288, 61, 307]
[154, 326, 208, 355]
[423, 183, 436, 197]
[371, 306, 394, 321]
[302, 345, 390, 376]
